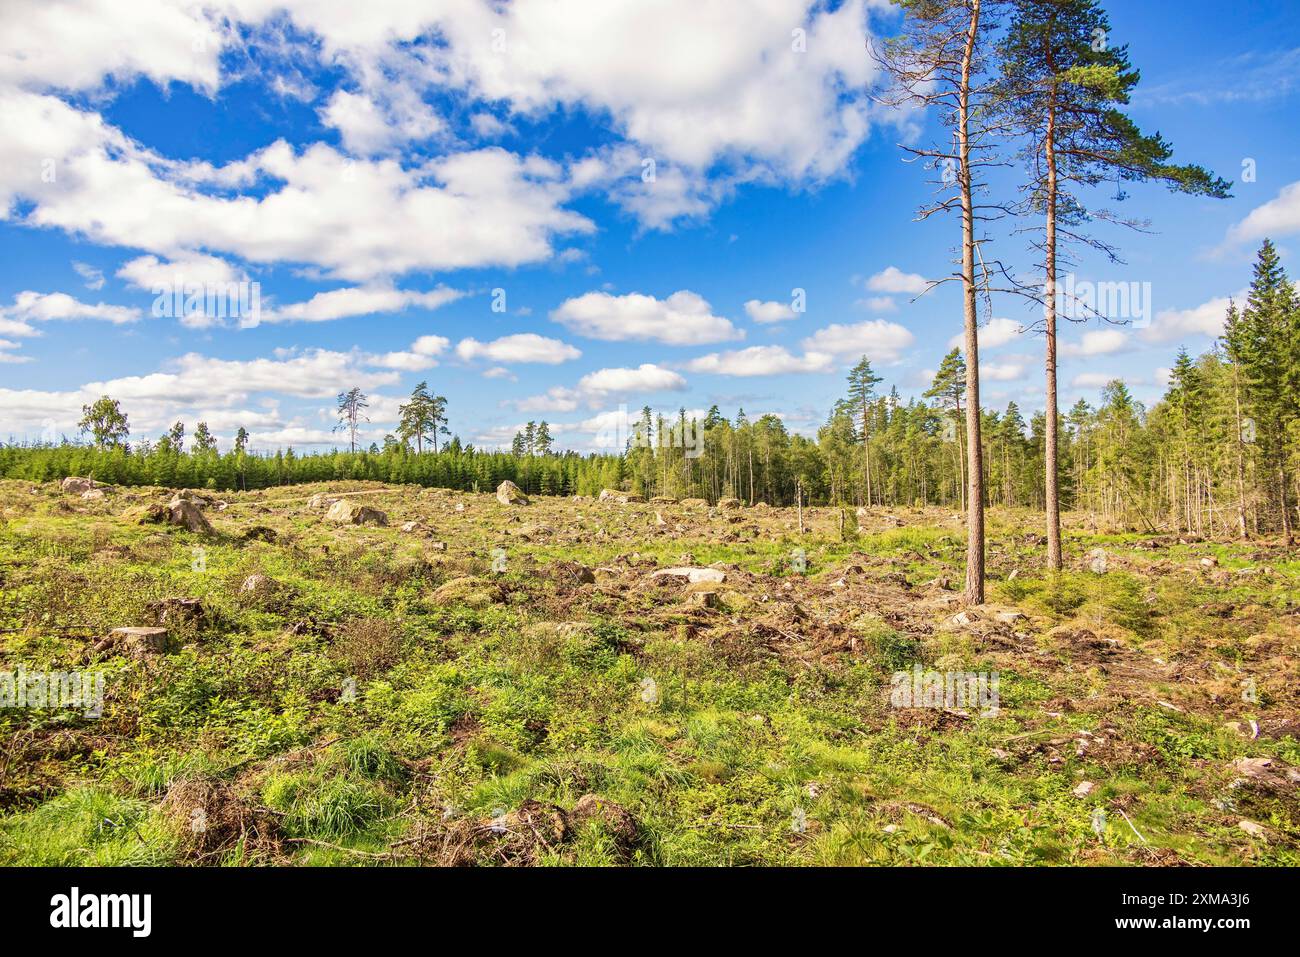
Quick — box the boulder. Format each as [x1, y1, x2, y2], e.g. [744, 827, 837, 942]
[62, 476, 110, 495]
[681, 498, 709, 508]
[307, 492, 341, 510]
[165, 496, 214, 535]
[172, 490, 213, 507]
[599, 489, 645, 504]
[649, 496, 678, 505]
[717, 497, 742, 510]
[132, 503, 169, 525]
[326, 499, 388, 525]
[651, 566, 727, 584]
[81, 488, 107, 501]
[1087, 547, 1108, 574]
[496, 480, 529, 506]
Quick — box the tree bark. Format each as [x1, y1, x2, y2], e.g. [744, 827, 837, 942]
[959, 0, 985, 605]
[1043, 95, 1063, 571]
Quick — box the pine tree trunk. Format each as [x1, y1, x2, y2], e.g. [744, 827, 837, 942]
[956, 407, 966, 513]
[1279, 456, 1293, 544]
[1043, 67, 1063, 571]
[959, 0, 985, 605]
[1233, 375, 1248, 539]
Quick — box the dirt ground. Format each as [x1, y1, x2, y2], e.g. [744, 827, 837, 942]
[1, 478, 1297, 865]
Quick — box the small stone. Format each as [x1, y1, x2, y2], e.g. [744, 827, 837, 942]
[1237, 820, 1267, 839]
[651, 567, 726, 584]
[1072, 781, 1096, 798]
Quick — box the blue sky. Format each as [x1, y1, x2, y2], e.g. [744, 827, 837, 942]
[1, 0, 1297, 452]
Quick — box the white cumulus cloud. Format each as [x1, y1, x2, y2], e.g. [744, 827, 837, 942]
[455, 333, 580, 365]
[551, 290, 742, 345]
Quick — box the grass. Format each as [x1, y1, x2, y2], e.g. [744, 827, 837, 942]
[0, 479, 1297, 866]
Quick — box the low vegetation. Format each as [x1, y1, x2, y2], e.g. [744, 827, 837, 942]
[1, 479, 1296, 866]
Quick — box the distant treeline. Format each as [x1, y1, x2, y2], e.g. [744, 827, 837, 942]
[2, 241, 1297, 536]
[0, 440, 628, 499]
